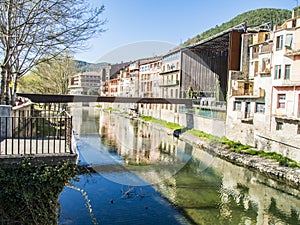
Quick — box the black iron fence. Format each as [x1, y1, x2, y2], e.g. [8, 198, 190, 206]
[0, 108, 73, 156]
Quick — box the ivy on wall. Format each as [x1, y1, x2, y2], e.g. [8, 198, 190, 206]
[0, 158, 78, 225]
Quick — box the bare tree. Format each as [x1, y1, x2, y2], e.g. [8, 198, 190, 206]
[0, 0, 106, 104]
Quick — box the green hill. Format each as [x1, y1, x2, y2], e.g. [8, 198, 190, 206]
[183, 8, 292, 46]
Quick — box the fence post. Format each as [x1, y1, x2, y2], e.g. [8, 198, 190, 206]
[0, 105, 12, 138]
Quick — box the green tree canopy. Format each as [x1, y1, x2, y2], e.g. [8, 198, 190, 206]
[183, 8, 291, 46]
[18, 53, 76, 95]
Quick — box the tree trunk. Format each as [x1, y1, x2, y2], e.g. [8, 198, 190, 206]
[0, 66, 8, 105]
[12, 75, 18, 106]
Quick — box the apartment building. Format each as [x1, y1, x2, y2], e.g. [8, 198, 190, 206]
[139, 58, 162, 117]
[139, 58, 162, 98]
[69, 71, 103, 95]
[226, 7, 300, 161]
[269, 7, 300, 160]
[159, 49, 181, 120]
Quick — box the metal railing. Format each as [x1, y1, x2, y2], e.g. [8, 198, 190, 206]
[179, 100, 227, 121]
[0, 109, 73, 156]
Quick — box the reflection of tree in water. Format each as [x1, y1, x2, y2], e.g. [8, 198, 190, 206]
[0, 159, 77, 225]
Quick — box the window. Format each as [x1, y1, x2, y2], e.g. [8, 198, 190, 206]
[254, 61, 259, 76]
[264, 33, 270, 41]
[274, 65, 281, 79]
[233, 101, 242, 111]
[285, 34, 293, 48]
[277, 94, 286, 108]
[276, 122, 283, 130]
[284, 65, 291, 80]
[276, 35, 283, 50]
[261, 58, 271, 73]
[253, 46, 259, 53]
[256, 103, 265, 113]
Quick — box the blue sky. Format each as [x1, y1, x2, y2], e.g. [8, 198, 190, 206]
[74, 0, 297, 63]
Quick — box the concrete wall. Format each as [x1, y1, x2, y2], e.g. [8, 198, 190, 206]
[255, 132, 300, 162]
[137, 105, 226, 137]
[179, 113, 225, 137]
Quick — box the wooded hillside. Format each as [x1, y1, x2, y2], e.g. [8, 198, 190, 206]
[183, 8, 292, 46]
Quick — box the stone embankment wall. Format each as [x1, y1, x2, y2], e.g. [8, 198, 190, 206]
[103, 103, 300, 174]
[179, 131, 300, 187]
[139, 117, 300, 187]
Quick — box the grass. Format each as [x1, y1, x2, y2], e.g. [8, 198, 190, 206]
[187, 129, 219, 141]
[104, 107, 120, 112]
[219, 137, 252, 153]
[140, 116, 183, 130]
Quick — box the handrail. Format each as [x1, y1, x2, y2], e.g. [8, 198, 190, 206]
[0, 113, 73, 156]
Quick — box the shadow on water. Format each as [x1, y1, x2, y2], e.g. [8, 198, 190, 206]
[6, 107, 300, 225]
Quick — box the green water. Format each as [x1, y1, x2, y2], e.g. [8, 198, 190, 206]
[68, 107, 300, 225]
[156, 154, 300, 225]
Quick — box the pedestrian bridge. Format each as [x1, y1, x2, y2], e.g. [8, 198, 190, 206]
[17, 93, 193, 106]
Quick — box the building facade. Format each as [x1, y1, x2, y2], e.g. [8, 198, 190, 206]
[69, 71, 103, 95]
[226, 8, 300, 161]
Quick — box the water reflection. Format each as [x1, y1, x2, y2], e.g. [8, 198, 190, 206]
[157, 149, 300, 224]
[70, 107, 300, 225]
[83, 109, 192, 186]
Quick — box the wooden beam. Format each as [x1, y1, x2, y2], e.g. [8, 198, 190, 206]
[17, 93, 193, 106]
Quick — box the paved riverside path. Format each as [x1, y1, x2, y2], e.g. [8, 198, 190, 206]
[0, 138, 68, 155]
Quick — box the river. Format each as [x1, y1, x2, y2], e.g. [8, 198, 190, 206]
[58, 107, 300, 225]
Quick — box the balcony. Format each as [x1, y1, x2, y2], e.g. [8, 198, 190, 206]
[159, 80, 179, 87]
[274, 115, 300, 123]
[259, 68, 271, 76]
[230, 71, 247, 80]
[231, 81, 255, 97]
[273, 79, 300, 87]
[260, 43, 273, 54]
[285, 49, 300, 57]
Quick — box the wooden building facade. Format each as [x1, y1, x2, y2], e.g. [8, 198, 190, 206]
[180, 30, 243, 101]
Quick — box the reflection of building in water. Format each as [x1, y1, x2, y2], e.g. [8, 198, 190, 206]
[211, 154, 300, 225]
[99, 112, 181, 165]
[157, 146, 300, 224]
[70, 107, 100, 135]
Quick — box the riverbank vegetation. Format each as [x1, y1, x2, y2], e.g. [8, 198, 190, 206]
[0, 159, 78, 224]
[140, 116, 300, 168]
[140, 115, 184, 130]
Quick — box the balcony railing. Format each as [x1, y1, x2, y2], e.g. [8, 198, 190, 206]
[159, 80, 179, 87]
[230, 71, 247, 80]
[261, 43, 273, 54]
[285, 49, 300, 56]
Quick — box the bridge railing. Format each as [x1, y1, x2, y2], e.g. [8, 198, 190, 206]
[0, 108, 73, 156]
